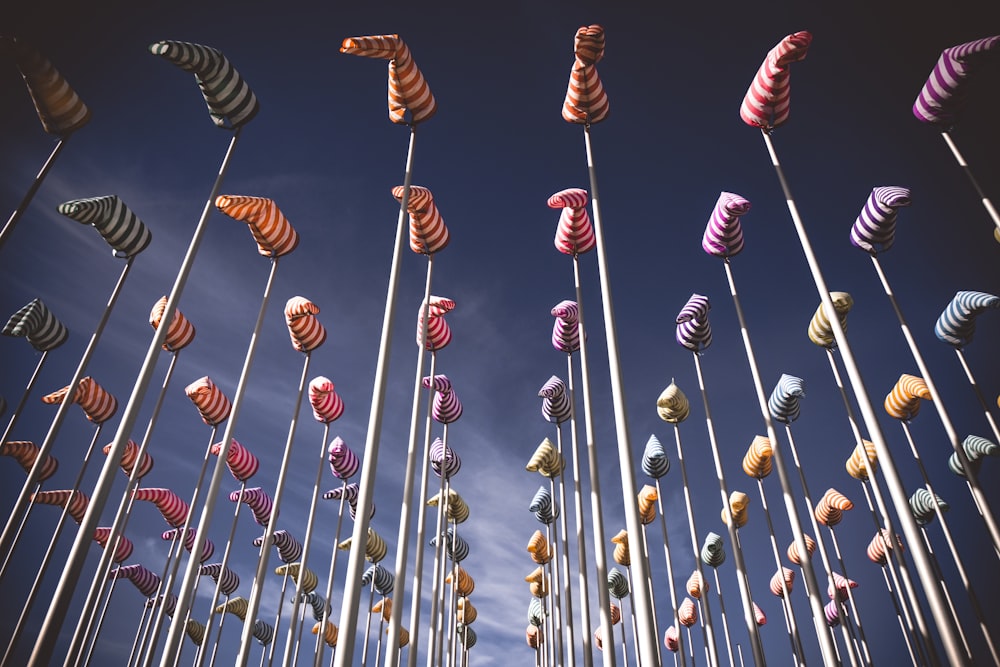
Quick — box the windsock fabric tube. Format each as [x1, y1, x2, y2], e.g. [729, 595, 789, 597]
[199, 562, 239, 595]
[253, 529, 303, 564]
[149, 296, 195, 352]
[768, 373, 805, 423]
[742, 435, 773, 478]
[184, 376, 231, 426]
[392, 184, 449, 254]
[702, 191, 751, 257]
[210, 438, 259, 482]
[849, 186, 912, 255]
[808, 292, 853, 348]
[934, 290, 1000, 348]
[58, 195, 152, 257]
[884, 374, 932, 421]
[93, 527, 133, 563]
[103, 439, 153, 479]
[4, 37, 91, 136]
[328, 436, 361, 480]
[229, 487, 275, 526]
[339, 34, 437, 125]
[656, 381, 690, 423]
[913, 36, 1000, 126]
[548, 188, 595, 255]
[133, 488, 188, 527]
[550, 300, 581, 353]
[110, 563, 160, 598]
[216, 195, 299, 257]
[676, 294, 712, 352]
[641, 434, 670, 479]
[3, 299, 68, 351]
[538, 375, 572, 424]
[308, 376, 345, 423]
[949, 435, 999, 477]
[285, 296, 327, 352]
[739, 31, 812, 129]
[2, 441, 58, 481]
[164, 527, 214, 562]
[41, 376, 117, 423]
[525, 438, 564, 478]
[32, 489, 89, 523]
[423, 374, 463, 423]
[416, 295, 455, 350]
[562, 25, 609, 124]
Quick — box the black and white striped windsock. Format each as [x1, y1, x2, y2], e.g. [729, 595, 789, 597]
[58, 195, 152, 257]
[148, 40, 259, 130]
[3, 299, 68, 351]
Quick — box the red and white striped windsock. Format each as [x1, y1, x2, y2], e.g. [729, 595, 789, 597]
[32, 489, 89, 523]
[110, 563, 160, 598]
[308, 376, 345, 423]
[133, 488, 189, 527]
[392, 185, 449, 255]
[740, 31, 813, 129]
[562, 25, 609, 124]
[163, 527, 215, 563]
[417, 295, 455, 351]
[93, 527, 134, 563]
[103, 439, 154, 479]
[42, 376, 117, 424]
[184, 376, 231, 426]
[285, 296, 327, 352]
[150, 296, 196, 352]
[1, 441, 58, 481]
[210, 439, 259, 482]
[547, 188, 595, 256]
[215, 195, 299, 257]
[340, 34, 437, 125]
[3, 37, 91, 136]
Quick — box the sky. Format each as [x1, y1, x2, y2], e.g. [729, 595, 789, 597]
[2, 1, 1000, 665]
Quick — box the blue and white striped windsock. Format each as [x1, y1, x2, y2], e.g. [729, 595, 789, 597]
[949, 434, 999, 478]
[641, 434, 670, 479]
[361, 563, 395, 596]
[529, 486, 559, 524]
[934, 290, 1000, 348]
[909, 488, 949, 525]
[768, 373, 806, 423]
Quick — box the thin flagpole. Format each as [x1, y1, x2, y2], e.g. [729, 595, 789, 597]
[825, 529, 873, 666]
[335, 125, 417, 666]
[582, 121, 658, 667]
[315, 471, 347, 667]
[939, 132, 1000, 237]
[134, 534, 183, 667]
[34, 129, 244, 667]
[953, 349, 1000, 445]
[0, 350, 49, 446]
[0, 137, 68, 251]
[708, 556, 735, 667]
[200, 485, 246, 667]
[553, 425, 577, 667]
[760, 127, 963, 665]
[652, 482, 686, 667]
[546, 477, 565, 667]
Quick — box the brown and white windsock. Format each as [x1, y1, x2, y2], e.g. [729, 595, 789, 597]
[562, 25, 609, 124]
[184, 376, 231, 426]
[339, 34, 437, 125]
[285, 296, 327, 352]
[4, 37, 91, 136]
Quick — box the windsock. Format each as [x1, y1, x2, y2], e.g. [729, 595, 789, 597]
[150, 296, 195, 352]
[339, 34, 437, 125]
[337, 527, 388, 562]
[701, 532, 726, 567]
[199, 562, 239, 596]
[562, 25, 609, 124]
[163, 527, 214, 563]
[285, 296, 327, 352]
[4, 37, 91, 136]
[934, 290, 1000, 348]
[110, 563, 160, 598]
[430, 437, 461, 479]
[849, 186, 912, 255]
[743, 435, 773, 478]
[548, 188, 595, 256]
[910, 488, 949, 525]
[676, 294, 712, 352]
[538, 375, 572, 424]
[815, 488, 854, 527]
[446, 566, 475, 596]
[846, 440, 878, 480]
[103, 439, 153, 479]
[42, 376, 116, 423]
[313, 621, 338, 648]
[274, 562, 319, 593]
[611, 530, 631, 566]
[416, 295, 454, 351]
[58, 195, 152, 257]
[913, 36, 1000, 126]
[328, 436, 361, 479]
[3, 299, 68, 351]
[210, 438, 258, 482]
[768, 373, 805, 423]
[529, 486, 558, 524]
[678, 597, 698, 627]
[867, 529, 904, 565]
[308, 376, 344, 423]
[885, 374, 931, 421]
[702, 191, 751, 257]
[686, 570, 708, 599]
[740, 31, 813, 129]
[641, 434, 671, 478]
[787, 534, 817, 564]
[525, 438, 564, 478]
[423, 374, 463, 423]
[551, 300, 581, 354]
[133, 488, 188, 527]
[638, 485, 658, 525]
[184, 376, 231, 426]
[949, 435, 999, 478]
[808, 292, 853, 348]
[392, 184, 449, 254]
[253, 529, 303, 564]
[656, 381, 690, 423]
[361, 563, 395, 595]
[229, 487, 275, 526]
[1, 441, 58, 481]
[215, 195, 299, 257]
[770, 566, 795, 598]
[607, 568, 630, 598]
[93, 526, 133, 563]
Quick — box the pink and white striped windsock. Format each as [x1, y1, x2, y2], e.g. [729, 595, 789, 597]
[308, 376, 345, 423]
[328, 436, 361, 480]
[392, 185, 450, 255]
[253, 529, 303, 564]
[229, 487, 275, 526]
[678, 597, 698, 627]
[184, 376, 231, 426]
[551, 300, 581, 354]
[103, 439, 154, 479]
[339, 34, 437, 125]
[417, 295, 455, 351]
[133, 488, 189, 527]
[702, 192, 752, 258]
[430, 437, 461, 479]
[42, 376, 117, 424]
[548, 188, 595, 256]
[215, 195, 299, 258]
[199, 562, 240, 596]
[149, 296, 196, 352]
[562, 25, 609, 124]
[285, 296, 327, 352]
[93, 527, 133, 563]
[32, 489, 89, 523]
[740, 31, 813, 129]
[827, 572, 859, 601]
[163, 527, 215, 563]
[753, 602, 767, 626]
[913, 36, 1000, 127]
[210, 438, 259, 482]
[110, 564, 161, 598]
[1, 441, 58, 481]
[422, 374, 463, 424]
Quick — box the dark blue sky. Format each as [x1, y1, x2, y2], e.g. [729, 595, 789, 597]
[2, 1, 1000, 665]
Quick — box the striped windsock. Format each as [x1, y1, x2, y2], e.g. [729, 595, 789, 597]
[768, 373, 805, 423]
[284, 296, 327, 352]
[562, 25, 609, 124]
[110, 563, 160, 598]
[149, 296, 196, 352]
[340, 34, 437, 125]
[426, 488, 469, 523]
[913, 36, 1000, 126]
[753, 603, 767, 626]
[611, 529, 631, 566]
[525, 437, 564, 478]
[274, 562, 319, 593]
[740, 31, 812, 129]
[934, 290, 1000, 347]
[808, 292, 854, 348]
[308, 376, 344, 423]
[446, 566, 475, 596]
[215, 195, 299, 257]
[299, 592, 332, 622]
[527, 595, 546, 624]
[948, 434, 999, 478]
[42, 376, 117, 423]
[849, 186, 912, 255]
[361, 563, 395, 595]
[254, 528, 303, 564]
[678, 597, 698, 627]
[787, 534, 817, 564]
[458, 624, 477, 648]
[252, 619, 275, 645]
[184, 376, 231, 426]
[430, 437, 461, 479]
[676, 293, 712, 352]
[550, 300, 581, 354]
[216, 596, 248, 620]
[701, 532, 726, 567]
[526, 530, 551, 565]
[103, 439, 153, 479]
[770, 567, 795, 598]
[146, 594, 178, 618]
[686, 570, 708, 599]
[656, 380, 690, 423]
[199, 562, 240, 595]
[529, 486, 558, 524]
[313, 621, 339, 648]
[884, 373, 931, 421]
[722, 491, 750, 528]
[641, 434, 670, 479]
[229, 487, 275, 526]
[93, 527, 133, 563]
[392, 184, 449, 254]
[416, 295, 455, 351]
[328, 436, 360, 480]
[743, 435, 773, 478]
[702, 191, 752, 257]
[4, 37, 90, 136]
[58, 195, 152, 257]
[457, 597, 477, 624]
[548, 188, 595, 256]
[909, 488, 949, 526]
[210, 438, 259, 482]
[148, 40, 259, 129]
[185, 620, 207, 646]
[3, 298, 68, 351]
[827, 573, 858, 602]
[163, 527, 214, 562]
[1, 441, 58, 481]
[814, 488, 853, 527]
[637, 485, 657, 524]
[867, 529, 903, 565]
[422, 374, 463, 423]
[337, 527, 387, 562]
[324, 483, 365, 520]
[846, 439, 878, 480]
[608, 567, 630, 598]
[663, 625, 679, 652]
[134, 488, 188, 527]
[538, 375, 571, 424]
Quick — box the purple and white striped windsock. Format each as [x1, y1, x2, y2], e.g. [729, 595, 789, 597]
[548, 188, 595, 256]
[417, 295, 455, 351]
[324, 483, 373, 520]
[423, 374, 463, 423]
[163, 527, 214, 563]
[308, 376, 345, 423]
[328, 436, 360, 480]
[934, 290, 1000, 348]
[111, 564, 160, 598]
[230, 487, 275, 526]
[539, 375, 572, 424]
[430, 437, 461, 479]
[199, 562, 240, 596]
[551, 300, 581, 353]
[676, 294, 712, 352]
[849, 187, 912, 255]
[210, 438, 259, 482]
[253, 528, 303, 564]
[702, 192, 751, 258]
[133, 488, 188, 527]
[146, 594, 178, 618]
[913, 36, 1000, 127]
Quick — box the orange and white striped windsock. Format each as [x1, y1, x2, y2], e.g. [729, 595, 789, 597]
[1, 441, 59, 481]
[340, 34, 437, 125]
[416, 295, 455, 351]
[312, 621, 338, 648]
[184, 376, 231, 426]
[103, 439, 154, 479]
[562, 25, 610, 124]
[885, 374, 931, 421]
[285, 296, 327, 352]
[308, 376, 344, 423]
[814, 488, 854, 527]
[391, 185, 449, 254]
[42, 376, 117, 424]
[32, 489, 89, 523]
[743, 435, 773, 478]
[215, 195, 299, 257]
[740, 31, 813, 130]
[150, 296, 196, 352]
[787, 534, 817, 564]
[4, 37, 90, 136]
[845, 439, 878, 480]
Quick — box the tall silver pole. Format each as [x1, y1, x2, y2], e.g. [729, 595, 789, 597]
[0, 350, 49, 446]
[953, 349, 1000, 445]
[0, 137, 67, 251]
[939, 132, 1000, 237]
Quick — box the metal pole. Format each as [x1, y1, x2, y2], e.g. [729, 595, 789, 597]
[940, 132, 1000, 237]
[653, 483, 686, 667]
[954, 348, 1000, 446]
[0, 137, 67, 252]
[553, 425, 577, 667]
[0, 350, 49, 446]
